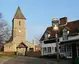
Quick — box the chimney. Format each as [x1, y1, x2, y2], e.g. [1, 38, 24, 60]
[60, 17, 68, 25]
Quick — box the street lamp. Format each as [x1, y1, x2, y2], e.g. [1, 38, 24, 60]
[52, 17, 59, 62]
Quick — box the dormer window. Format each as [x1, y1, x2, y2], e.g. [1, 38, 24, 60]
[44, 32, 50, 40]
[44, 32, 48, 39]
[63, 28, 69, 40]
[48, 34, 50, 38]
[67, 31, 70, 34]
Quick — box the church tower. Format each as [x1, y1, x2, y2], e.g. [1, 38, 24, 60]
[12, 6, 26, 42]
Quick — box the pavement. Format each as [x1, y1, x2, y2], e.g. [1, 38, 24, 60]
[0, 56, 13, 64]
[3, 56, 72, 64]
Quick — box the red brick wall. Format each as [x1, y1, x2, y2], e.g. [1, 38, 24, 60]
[27, 51, 41, 57]
[35, 46, 41, 51]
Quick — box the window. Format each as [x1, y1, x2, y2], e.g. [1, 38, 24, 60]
[48, 34, 50, 38]
[43, 47, 51, 53]
[19, 21, 21, 26]
[63, 28, 68, 40]
[44, 32, 50, 40]
[63, 35, 68, 40]
[43, 47, 47, 53]
[60, 45, 66, 53]
[66, 45, 72, 57]
[44, 33, 48, 39]
[29, 48, 34, 51]
[48, 47, 51, 53]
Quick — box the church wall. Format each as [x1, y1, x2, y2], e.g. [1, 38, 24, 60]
[13, 36, 26, 43]
[4, 42, 16, 52]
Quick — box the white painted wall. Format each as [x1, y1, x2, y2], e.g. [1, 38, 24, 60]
[40, 34, 79, 56]
[68, 35, 79, 40]
[60, 35, 79, 42]
[40, 41, 60, 56]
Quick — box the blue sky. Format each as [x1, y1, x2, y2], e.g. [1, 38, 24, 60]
[0, 0, 79, 43]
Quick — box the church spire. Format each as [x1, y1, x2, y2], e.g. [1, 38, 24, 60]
[13, 6, 26, 19]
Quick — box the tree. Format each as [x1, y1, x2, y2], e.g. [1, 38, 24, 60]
[0, 13, 11, 43]
[33, 36, 41, 45]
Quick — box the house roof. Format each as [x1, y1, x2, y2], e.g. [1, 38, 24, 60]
[40, 18, 79, 41]
[66, 20, 79, 33]
[17, 42, 28, 48]
[40, 26, 56, 41]
[13, 6, 26, 19]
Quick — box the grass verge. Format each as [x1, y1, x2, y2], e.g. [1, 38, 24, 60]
[0, 54, 16, 57]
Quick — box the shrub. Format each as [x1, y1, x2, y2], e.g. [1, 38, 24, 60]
[75, 57, 79, 64]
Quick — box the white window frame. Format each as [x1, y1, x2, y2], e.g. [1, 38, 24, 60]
[66, 45, 72, 57]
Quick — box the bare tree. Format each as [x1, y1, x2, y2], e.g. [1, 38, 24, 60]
[33, 36, 41, 45]
[0, 13, 11, 43]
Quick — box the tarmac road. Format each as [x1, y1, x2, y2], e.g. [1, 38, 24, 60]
[3, 56, 72, 64]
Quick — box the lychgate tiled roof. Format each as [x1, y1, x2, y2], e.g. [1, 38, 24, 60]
[17, 42, 28, 48]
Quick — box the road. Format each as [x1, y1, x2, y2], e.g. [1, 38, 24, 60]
[3, 56, 72, 64]
[0, 56, 12, 64]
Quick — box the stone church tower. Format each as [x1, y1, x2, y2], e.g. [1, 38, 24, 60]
[12, 6, 26, 42]
[4, 6, 35, 55]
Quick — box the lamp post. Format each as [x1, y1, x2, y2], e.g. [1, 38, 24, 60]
[52, 17, 59, 61]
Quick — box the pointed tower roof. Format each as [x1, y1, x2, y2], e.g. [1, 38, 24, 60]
[13, 6, 26, 19]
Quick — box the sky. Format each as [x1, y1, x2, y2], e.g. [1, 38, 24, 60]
[0, 0, 79, 44]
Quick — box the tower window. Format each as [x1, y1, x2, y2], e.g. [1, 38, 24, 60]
[19, 21, 21, 26]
